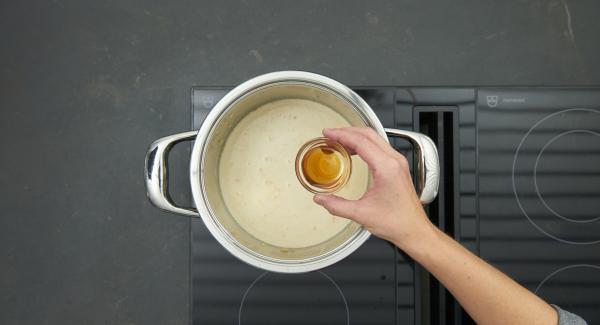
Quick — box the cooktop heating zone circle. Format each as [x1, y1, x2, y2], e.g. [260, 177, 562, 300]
[534, 264, 600, 322]
[238, 271, 349, 325]
[512, 108, 600, 245]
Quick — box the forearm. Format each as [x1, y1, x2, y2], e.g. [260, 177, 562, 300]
[396, 221, 557, 325]
[315, 127, 560, 324]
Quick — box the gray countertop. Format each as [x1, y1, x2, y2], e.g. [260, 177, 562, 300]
[1, 1, 599, 324]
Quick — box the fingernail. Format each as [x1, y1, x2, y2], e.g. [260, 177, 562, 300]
[313, 195, 324, 204]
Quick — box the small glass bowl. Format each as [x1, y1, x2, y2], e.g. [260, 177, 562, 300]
[295, 137, 352, 194]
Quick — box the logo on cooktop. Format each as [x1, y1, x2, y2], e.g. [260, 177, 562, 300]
[202, 95, 216, 109]
[486, 95, 499, 108]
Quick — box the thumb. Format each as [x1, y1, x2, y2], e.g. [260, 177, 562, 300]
[313, 194, 360, 221]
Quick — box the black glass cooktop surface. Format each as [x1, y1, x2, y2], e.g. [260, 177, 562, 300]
[190, 86, 600, 324]
[476, 88, 600, 322]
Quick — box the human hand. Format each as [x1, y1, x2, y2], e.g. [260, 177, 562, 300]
[313, 127, 435, 250]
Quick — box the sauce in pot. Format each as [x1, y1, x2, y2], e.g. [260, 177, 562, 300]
[218, 99, 368, 248]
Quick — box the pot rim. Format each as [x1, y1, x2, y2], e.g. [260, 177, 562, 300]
[190, 71, 388, 273]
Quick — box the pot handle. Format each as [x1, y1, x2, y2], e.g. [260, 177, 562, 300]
[385, 128, 440, 204]
[145, 131, 199, 216]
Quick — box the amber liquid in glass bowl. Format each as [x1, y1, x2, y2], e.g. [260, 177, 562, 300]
[295, 137, 352, 194]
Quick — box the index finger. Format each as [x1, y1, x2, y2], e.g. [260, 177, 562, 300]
[323, 128, 387, 169]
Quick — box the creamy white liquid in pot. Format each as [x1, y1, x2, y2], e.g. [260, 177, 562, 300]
[219, 99, 369, 248]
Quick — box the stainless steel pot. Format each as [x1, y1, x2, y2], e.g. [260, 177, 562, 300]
[144, 71, 439, 273]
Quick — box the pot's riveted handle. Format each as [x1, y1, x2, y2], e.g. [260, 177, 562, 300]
[385, 128, 440, 204]
[145, 131, 199, 216]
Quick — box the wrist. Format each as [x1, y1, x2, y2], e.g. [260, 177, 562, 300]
[393, 217, 441, 262]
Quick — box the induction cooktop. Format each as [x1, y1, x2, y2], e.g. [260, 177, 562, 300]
[190, 86, 600, 325]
